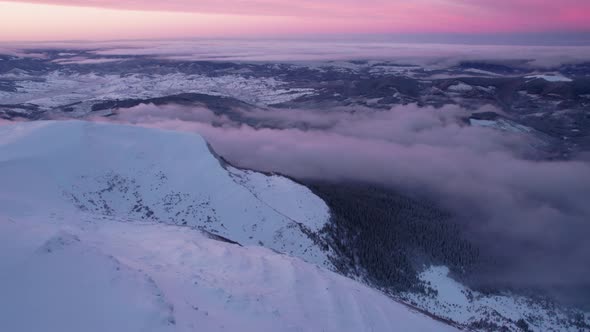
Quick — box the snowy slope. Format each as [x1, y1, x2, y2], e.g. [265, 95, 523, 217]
[403, 267, 590, 332]
[0, 120, 459, 332]
[0, 222, 176, 332]
[0, 121, 329, 266]
[0, 215, 459, 332]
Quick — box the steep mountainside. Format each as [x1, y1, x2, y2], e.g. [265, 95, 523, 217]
[0, 121, 462, 331]
[0, 121, 330, 266]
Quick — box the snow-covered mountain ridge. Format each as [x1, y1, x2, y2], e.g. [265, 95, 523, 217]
[0, 120, 329, 266]
[0, 121, 459, 332]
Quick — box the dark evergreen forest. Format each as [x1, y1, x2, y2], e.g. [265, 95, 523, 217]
[305, 181, 481, 294]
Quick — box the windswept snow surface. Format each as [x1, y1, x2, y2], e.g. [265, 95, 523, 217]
[0, 216, 458, 332]
[0, 120, 329, 266]
[0, 121, 458, 332]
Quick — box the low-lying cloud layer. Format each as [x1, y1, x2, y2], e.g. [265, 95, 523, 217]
[94, 103, 590, 303]
[87, 41, 590, 66]
[3, 40, 590, 67]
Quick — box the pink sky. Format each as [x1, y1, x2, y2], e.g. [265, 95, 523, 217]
[0, 0, 589, 41]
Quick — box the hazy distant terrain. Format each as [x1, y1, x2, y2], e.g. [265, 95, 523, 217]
[2, 42, 589, 157]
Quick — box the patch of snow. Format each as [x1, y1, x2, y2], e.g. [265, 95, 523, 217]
[463, 68, 501, 76]
[447, 82, 473, 92]
[369, 65, 421, 77]
[525, 74, 572, 82]
[518, 90, 540, 99]
[404, 266, 589, 332]
[470, 118, 533, 133]
[0, 69, 33, 80]
[53, 57, 127, 65]
[476, 86, 496, 93]
[365, 97, 384, 105]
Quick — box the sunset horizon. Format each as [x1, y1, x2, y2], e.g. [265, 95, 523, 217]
[1, 0, 589, 43]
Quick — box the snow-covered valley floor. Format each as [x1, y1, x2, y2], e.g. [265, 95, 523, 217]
[0, 70, 315, 111]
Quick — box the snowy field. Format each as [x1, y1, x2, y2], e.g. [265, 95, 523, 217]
[0, 70, 315, 110]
